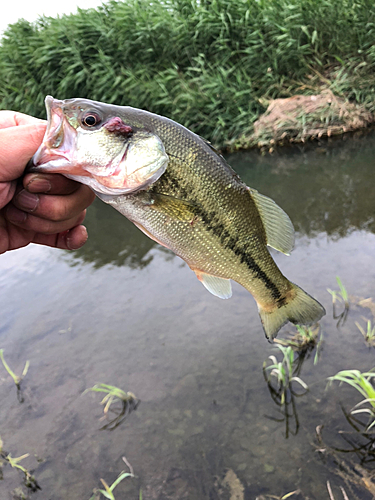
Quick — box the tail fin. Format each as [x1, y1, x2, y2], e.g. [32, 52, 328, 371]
[258, 283, 325, 341]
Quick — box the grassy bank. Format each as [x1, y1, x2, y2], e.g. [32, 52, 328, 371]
[1, 0, 375, 149]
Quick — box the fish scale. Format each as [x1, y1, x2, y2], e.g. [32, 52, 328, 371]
[143, 123, 284, 299]
[109, 133, 292, 305]
[30, 96, 326, 340]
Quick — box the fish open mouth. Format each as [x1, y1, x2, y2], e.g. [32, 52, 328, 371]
[29, 95, 169, 195]
[30, 96, 78, 172]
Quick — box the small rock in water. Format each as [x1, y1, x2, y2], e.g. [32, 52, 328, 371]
[221, 469, 245, 500]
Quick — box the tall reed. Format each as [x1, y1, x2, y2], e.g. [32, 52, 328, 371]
[1, 0, 374, 146]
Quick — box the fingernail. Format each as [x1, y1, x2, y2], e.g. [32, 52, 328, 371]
[66, 226, 88, 250]
[27, 177, 51, 193]
[16, 190, 39, 212]
[6, 205, 27, 223]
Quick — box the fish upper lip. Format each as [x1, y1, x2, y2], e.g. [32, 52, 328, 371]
[32, 96, 76, 168]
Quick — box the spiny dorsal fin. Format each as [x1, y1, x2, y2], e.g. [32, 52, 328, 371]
[193, 270, 232, 299]
[249, 188, 294, 255]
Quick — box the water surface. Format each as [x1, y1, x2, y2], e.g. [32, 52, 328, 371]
[1, 132, 375, 499]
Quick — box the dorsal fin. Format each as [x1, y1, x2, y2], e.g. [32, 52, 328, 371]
[249, 188, 295, 255]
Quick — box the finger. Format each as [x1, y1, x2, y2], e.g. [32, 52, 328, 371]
[0, 111, 46, 129]
[24, 173, 87, 196]
[0, 224, 10, 254]
[0, 123, 47, 178]
[13, 184, 95, 222]
[32, 225, 89, 250]
[5, 204, 87, 234]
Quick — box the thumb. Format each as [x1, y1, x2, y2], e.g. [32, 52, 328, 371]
[0, 122, 47, 181]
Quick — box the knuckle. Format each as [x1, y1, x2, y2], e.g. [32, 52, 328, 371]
[50, 207, 67, 222]
[39, 197, 72, 222]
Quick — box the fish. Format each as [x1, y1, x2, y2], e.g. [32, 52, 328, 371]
[30, 95, 325, 340]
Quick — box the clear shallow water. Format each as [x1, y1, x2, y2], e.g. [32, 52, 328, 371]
[1, 132, 375, 499]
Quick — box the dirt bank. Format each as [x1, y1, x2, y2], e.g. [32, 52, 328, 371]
[227, 90, 375, 151]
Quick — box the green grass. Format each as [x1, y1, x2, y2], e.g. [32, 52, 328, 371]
[1, 0, 375, 148]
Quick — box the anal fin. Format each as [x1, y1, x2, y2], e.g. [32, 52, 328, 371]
[193, 270, 232, 299]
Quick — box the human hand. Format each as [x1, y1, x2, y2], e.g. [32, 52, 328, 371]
[0, 111, 95, 254]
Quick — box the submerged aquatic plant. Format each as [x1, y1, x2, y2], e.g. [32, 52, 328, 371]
[92, 472, 133, 500]
[327, 277, 349, 327]
[275, 324, 323, 366]
[263, 345, 309, 437]
[326, 480, 350, 500]
[0, 436, 41, 493]
[275, 324, 319, 349]
[0, 349, 29, 402]
[258, 490, 301, 499]
[89, 456, 139, 500]
[263, 345, 308, 404]
[85, 383, 139, 430]
[316, 424, 375, 497]
[328, 369, 375, 430]
[356, 319, 375, 347]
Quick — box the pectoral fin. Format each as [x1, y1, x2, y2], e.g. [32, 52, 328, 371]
[193, 270, 232, 299]
[147, 193, 199, 222]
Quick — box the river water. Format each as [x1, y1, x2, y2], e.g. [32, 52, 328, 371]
[1, 132, 374, 499]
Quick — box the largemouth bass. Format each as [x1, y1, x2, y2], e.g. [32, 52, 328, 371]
[30, 96, 325, 340]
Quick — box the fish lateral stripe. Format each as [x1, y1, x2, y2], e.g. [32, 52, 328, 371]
[198, 208, 282, 301]
[154, 166, 283, 301]
[153, 171, 283, 302]
[233, 246, 282, 301]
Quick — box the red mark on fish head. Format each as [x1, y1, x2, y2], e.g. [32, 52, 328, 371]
[104, 117, 133, 136]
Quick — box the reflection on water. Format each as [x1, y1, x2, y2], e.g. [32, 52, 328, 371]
[70, 130, 375, 270]
[228, 131, 375, 239]
[0, 132, 375, 499]
[71, 200, 156, 269]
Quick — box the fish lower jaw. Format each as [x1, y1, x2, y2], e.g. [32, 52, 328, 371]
[32, 157, 72, 172]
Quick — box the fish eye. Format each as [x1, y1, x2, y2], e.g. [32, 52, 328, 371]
[82, 113, 101, 127]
